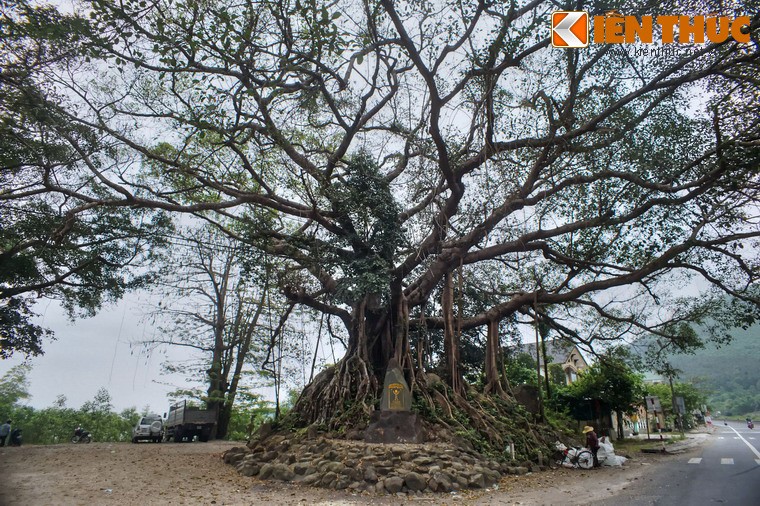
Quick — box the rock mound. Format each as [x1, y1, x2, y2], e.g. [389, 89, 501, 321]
[223, 436, 534, 495]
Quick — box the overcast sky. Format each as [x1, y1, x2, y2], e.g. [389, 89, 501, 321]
[0, 294, 194, 414]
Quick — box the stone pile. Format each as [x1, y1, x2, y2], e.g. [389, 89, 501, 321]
[223, 436, 533, 495]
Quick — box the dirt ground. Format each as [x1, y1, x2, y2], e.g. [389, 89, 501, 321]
[0, 439, 694, 506]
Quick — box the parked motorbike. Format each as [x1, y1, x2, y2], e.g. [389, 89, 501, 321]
[71, 427, 92, 443]
[9, 428, 22, 446]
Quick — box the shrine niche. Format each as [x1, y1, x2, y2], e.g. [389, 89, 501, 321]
[364, 358, 425, 444]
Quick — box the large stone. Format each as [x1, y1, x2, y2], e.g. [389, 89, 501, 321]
[404, 472, 427, 491]
[293, 463, 309, 475]
[320, 472, 338, 488]
[363, 411, 426, 444]
[468, 473, 486, 489]
[347, 468, 363, 482]
[259, 451, 278, 462]
[346, 429, 364, 440]
[384, 476, 404, 494]
[326, 462, 346, 474]
[487, 460, 502, 471]
[302, 472, 322, 485]
[255, 421, 273, 440]
[238, 464, 260, 477]
[270, 464, 295, 481]
[412, 456, 434, 466]
[258, 463, 275, 479]
[334, 477, 351, 490]
[223, 447, 248, 464]
[266, 435, 287, 448]
[363, 466, 378, 483]
[485, 469, 501, 484]
[375, 465, 392, 476]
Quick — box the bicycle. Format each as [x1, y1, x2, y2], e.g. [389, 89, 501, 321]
[557, 445, 595, 469]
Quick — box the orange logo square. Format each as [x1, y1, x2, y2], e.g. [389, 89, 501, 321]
[551, 11, 589, 48]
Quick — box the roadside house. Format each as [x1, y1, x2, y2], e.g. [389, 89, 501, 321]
[516, 339, 590, 384]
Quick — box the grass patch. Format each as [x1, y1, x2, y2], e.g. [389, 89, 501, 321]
[613, 434, 684, 454]
[613, 438, 660, 454]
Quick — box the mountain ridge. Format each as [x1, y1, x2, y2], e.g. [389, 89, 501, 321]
[651, 324, 760, 415]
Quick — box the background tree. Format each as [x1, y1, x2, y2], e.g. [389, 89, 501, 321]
[0, 0, 172, 357]
[560, 349, 646, 439]
[4, 0, 759, 456]
[224, 389, 275, 441]
[0, 368, 139, 444]
[645, 381, 708, 430]
[504, 351, 540, 388]
[144, 225, 302, 437]
[0, 363, 31, 414]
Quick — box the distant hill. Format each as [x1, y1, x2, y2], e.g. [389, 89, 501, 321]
[647, 325, 760, 416]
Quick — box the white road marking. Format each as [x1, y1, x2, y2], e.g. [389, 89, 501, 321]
[718, 436, 725, 439]
[728, 426, 760, 460]
[688, 458, 702, 464]
[721, 458, 734, 465]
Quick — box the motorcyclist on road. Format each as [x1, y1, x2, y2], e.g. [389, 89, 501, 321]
[73, 426, 90, 441]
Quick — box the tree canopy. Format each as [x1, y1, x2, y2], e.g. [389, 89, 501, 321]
[1, 0, 172, 357]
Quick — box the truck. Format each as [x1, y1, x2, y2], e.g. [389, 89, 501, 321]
[164, 401, 218, 442]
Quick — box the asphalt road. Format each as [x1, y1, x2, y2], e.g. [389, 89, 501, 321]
[592, 421, 760, 505]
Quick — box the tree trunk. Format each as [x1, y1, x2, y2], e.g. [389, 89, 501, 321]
[617, 410, 625, 440]
[540, 333, 551, 401]
[442, 272, 464, 396]
[286, 287, 555, 462]
[534, 308, 544, 422]
[484, 319, 504, 395]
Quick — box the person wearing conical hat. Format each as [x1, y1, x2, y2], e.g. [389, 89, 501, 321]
[583, 425, 600, 467]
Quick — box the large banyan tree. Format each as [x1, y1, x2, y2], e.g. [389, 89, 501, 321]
[3, 0, 760, 446]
